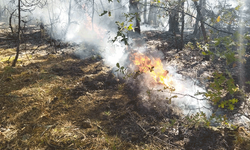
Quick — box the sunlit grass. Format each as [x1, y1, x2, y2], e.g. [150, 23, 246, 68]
[0, 46, 137, 149]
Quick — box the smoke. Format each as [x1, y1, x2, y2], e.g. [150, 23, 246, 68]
[2, 0, 249, 122]
[0, 0, 212, 117]
[130, 57, 212, 117]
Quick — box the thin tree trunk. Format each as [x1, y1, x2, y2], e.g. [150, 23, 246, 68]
[129, 0, 140, 34]
[9, 10, 16, 35]
[168, 3, 180, 33]
[153, 5, 157, 26]
[143, 0, 147, 23]
[193, 13, 199, 35]
[99, 0, 104, 11]
[48, 0, 54, 38]
[92, 0, 94, 30]
[64, 0, 72, 38]
[180, 1, 185, 50]
[12, 0, 21, 67]
[194, 1, 207, 43]
[148, 0, 153, 25]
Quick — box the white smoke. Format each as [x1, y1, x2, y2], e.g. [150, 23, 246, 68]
[0, 0, 212, 117]
[3, 0, 249, 123]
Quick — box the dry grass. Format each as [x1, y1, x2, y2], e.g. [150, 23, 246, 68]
[0, 46, 156, 149]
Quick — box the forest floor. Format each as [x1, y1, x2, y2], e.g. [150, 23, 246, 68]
[0, 27, 250, 150]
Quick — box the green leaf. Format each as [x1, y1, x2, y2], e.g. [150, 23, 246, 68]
[128, 17, 134, 22]
[128, 24, 133, 30]
[100, 11, 108, 16]
[235, 5, 240, 11]
[246, 81, 250, 85]
[108, 11, 111, 17]
[116, 63, 120, 68]
[202, 51, 207, 55]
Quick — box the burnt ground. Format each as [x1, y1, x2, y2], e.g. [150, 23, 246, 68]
[0, 27, 250, 149]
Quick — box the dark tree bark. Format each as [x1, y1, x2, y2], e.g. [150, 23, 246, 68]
[9, 10, 16, 35]
[12, 0, 21, 67]
[193, 1, 207, 43]
[180, 1, 185, 50]
[193, 0, 203, 36]
[168, 3, 180, 33]
[129, 0, 140, 34]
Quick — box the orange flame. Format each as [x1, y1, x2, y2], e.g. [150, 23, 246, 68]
[84, 15, 106, 40]
[131, 53, 173, 87]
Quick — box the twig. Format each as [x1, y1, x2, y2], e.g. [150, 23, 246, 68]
[40, 123, 57, 137]
[153, 89, 209, 101]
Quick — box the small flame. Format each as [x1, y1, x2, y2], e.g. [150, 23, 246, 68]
[131, 53, 173, 87]
[84, 15, 106, 40]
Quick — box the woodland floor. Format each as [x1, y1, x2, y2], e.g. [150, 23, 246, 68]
[0, 27, 250, 150]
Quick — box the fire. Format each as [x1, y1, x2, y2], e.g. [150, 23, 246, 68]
[84, 15, 106, 40]
[131, 53, 173, 87]
[81, 5, 106, 40]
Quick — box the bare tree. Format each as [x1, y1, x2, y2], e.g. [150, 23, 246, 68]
[12, 0, 47, 66]
[9, 9, 16, 35]
[12, 0, 21, 67]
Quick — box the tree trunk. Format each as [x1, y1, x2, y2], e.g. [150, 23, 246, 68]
[64, 0, 72, 38]
[12, 0, 21, 67]
[148, 3, 153, 25]
[193, 0, 203, 36]
[9, 10, 16, 35]
[99, 0, 104, 11]
[92, 0, 94, 30]
[48, 0, 54, 38]
[193, 1, 207, 43]
[180, 1, 185, 50]
[129, 0, 140, 34]
[148, 1, 157, 26]
[143, 0, 147, 23]
[153, 6, 157, 27]
[168, 3, 180, 33]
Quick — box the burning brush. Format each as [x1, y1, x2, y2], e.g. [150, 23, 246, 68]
[130, 52, 174, 89]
